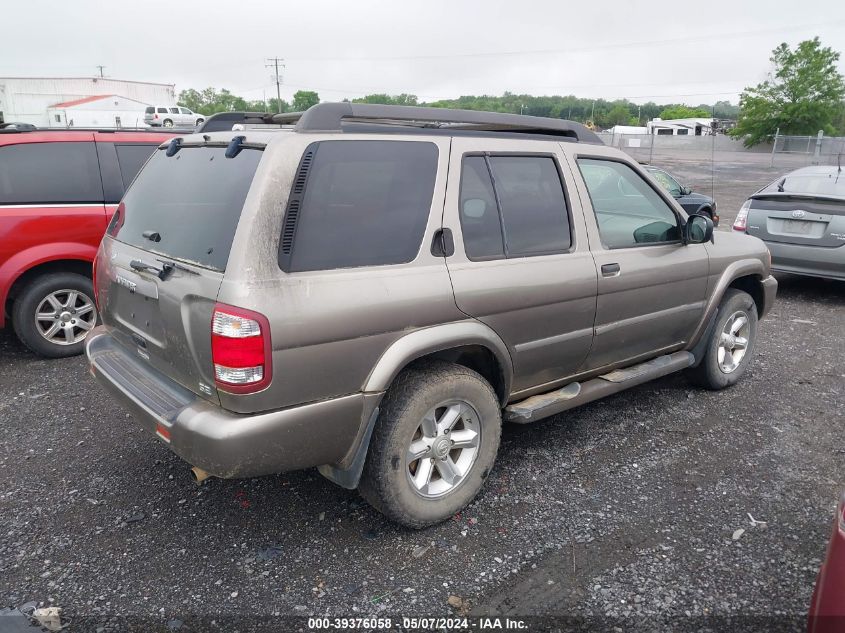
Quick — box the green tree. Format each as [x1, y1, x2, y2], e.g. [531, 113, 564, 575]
[292, 90, 320, 111]
[730, 37, 845, 146]
[658, 105, 711, 120]
[353, 93, 419, 106]
[604, 103, 633, 127]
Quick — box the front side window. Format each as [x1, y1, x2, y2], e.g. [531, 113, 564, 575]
[0, 142, 103, 204]
[459, 154, 571, 260]
[578, 158, 680, 249]
[282, 140, 439, 272]
[180, 108, 192, 115]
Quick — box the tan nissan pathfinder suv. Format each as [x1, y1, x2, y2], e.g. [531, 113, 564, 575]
[86, 103, 777, 527]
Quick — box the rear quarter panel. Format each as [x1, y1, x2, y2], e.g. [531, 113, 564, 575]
[217, 133, 466, 413]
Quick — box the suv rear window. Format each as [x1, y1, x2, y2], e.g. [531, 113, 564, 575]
[0, 142, 103, 204]
[145, 107, 155, 114]
[281, 140, 438, 272]
[112, 146, 262, 271]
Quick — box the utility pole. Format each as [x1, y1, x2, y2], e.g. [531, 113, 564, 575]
[265, 57, 285, 113]
[590, 101, 595, 123]
[96, 65, 106, 78]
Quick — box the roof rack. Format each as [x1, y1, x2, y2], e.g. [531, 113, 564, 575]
[198, 103, 601, 143]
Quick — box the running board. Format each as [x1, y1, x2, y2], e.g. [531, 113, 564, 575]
[504, 351, 694, 424]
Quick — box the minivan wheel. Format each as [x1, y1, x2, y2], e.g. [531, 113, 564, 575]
[358, 361, 501, 528]
[687, 288, 758, 390]
[196, 118, 204, 126]
[12, 272, 97, 358]
[163, 119, 174, 128]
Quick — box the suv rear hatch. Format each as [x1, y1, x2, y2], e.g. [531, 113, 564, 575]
[97, 141, 263, 404]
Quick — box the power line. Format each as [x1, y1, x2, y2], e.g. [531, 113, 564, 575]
[284, 19, 845, 63]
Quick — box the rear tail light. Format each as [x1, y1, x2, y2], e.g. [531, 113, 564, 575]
[733, 200, 751, 232]
[107, 202, 124, 237]
[211, 304, 272, 394]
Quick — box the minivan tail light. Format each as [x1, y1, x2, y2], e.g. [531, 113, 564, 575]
[733, 200, 751, 232]
[211, 304, 272, 394]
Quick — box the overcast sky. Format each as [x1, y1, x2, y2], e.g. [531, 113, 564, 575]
[2, 0, 845, 105]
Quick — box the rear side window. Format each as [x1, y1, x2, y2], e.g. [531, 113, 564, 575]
[113, 146, 263, 271]
[114, 144, 157, 189]
[0, 142, 103, 204]
[281, 140, 438, 272]
[157, 107, 168, 114]
[459, 154, 571, 260]
[169, 107, 180, 114]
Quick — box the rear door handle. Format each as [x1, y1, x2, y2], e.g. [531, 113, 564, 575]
[601, 263, 621, 277]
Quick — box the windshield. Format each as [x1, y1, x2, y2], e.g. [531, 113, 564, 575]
[111, 145, 263, 271]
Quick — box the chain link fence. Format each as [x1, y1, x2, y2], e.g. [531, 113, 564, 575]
[597, 132, 845, 168]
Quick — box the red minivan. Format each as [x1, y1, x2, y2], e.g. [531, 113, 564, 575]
[0, 124, 176, 357]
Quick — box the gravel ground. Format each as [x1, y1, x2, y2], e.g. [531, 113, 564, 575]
[1, 160, 843, 632]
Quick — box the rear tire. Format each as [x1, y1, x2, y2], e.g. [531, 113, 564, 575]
[12, 272, 97, 358]
[196, 118, 204, 126]
[358, 361, 501, 528]
[163, 119, 174, 128]
[687, 288, 757, 390]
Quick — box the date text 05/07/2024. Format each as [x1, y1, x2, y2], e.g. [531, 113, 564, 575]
[307, 616, 529, 630]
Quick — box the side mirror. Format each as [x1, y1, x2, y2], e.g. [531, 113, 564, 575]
[685, 214, 714, 244]
[681, 186, 692, 196]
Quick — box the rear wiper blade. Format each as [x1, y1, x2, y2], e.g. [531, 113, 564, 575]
[130, 259, 166, 279]
[777, 177, 786, 192]
[155, 258, 199, 276]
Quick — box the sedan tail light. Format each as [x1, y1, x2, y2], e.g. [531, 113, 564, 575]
[733, 200, 751, 232]
[211, 304, 272, 394]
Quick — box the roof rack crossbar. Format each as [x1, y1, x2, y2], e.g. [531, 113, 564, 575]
[271, 103, 601, 144]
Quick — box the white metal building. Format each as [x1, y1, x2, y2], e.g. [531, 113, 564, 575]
[0, 77, 176, 127]
[46, 95, 151, 129]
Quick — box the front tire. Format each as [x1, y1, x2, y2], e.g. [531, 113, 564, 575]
[358, 361, 502, 528]
[687, 288, 758, 390]
[12, 272, 97, 358]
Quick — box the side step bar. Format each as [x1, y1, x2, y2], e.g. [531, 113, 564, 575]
[504, 351, 694, 424]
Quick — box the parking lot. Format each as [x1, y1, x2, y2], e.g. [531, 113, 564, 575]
[1, 157, 843, 631]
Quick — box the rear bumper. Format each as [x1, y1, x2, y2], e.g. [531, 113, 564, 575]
[85, 327, 371, 478]
[765, 240, 845, 281]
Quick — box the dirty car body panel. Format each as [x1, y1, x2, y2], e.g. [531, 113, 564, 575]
[86, 104, 776, 487]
